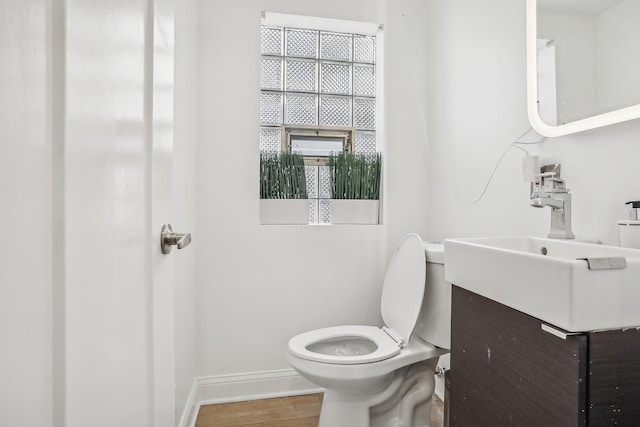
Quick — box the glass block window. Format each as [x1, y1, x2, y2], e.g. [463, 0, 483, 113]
[260, 23, 379, 224]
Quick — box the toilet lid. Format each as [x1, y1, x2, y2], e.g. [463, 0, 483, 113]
[380, 233, 426, 344]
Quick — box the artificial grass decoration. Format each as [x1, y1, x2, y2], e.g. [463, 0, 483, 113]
[328, 152, 381, 200]
[260, 152, 308, 199]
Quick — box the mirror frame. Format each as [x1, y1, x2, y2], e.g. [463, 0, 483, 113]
[526, 0, 640, 137]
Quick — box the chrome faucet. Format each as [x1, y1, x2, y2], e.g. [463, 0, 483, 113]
[530, 196, 564, 210]
[530, 164, 575, 239]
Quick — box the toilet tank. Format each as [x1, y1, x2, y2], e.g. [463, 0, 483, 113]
[413, 242, 451, 349]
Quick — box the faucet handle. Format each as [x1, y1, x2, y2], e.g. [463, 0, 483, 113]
[540, 163, 561, 179]
[537, 164, 567, 192]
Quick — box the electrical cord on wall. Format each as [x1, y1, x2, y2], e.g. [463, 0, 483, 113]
[402, 3, 547, 207]
[417, 93, 547, 207]
[419, 120, 546, 207]
[414, 75, 547, 207]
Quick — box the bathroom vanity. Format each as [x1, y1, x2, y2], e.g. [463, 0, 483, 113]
[448, 286, 640, 427]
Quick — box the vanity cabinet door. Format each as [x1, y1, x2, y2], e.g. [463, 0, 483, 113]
[449, 286, 587, 427]
[588, 328, 640, 425]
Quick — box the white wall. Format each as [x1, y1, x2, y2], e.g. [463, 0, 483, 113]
[196, 0, 434, 378]
[423, 0, 546, 242]
[0, 1, 53, 425]
[424, 0, 640, 246]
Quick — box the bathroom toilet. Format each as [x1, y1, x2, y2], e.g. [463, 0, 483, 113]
[287, 233, 451, 427]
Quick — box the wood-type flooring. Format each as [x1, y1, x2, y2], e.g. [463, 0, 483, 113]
[196, 393, 445, 427]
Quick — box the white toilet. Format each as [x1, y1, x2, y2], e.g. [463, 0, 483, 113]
[287, 233, 451, 427]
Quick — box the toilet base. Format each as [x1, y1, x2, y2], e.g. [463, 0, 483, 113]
[318, 360, 437, 427]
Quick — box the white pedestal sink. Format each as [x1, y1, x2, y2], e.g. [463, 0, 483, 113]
[444, 237, 640, 332]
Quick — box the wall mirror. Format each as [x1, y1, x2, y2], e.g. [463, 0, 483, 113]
[526, 0, 640, 137]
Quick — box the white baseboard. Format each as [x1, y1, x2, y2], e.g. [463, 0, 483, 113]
[177, 379, 199, 427]
[177, 369, 323, 427]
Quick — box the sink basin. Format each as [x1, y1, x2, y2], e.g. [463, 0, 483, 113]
[444, 237, 640, 332]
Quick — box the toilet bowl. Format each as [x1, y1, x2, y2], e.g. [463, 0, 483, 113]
[287, 234, 451, 427]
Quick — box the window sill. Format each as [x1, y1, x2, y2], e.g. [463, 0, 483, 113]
[259, 199, 380, 225]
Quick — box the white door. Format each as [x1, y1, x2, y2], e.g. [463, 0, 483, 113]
[63, 0, 177, 425]
[0, 0, 177, 425]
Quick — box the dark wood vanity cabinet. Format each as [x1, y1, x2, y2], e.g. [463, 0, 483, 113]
[449, 286, 640, 427]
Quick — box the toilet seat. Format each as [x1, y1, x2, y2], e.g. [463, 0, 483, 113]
[288, 234, 427, 366]
[288, 325, 402, 365]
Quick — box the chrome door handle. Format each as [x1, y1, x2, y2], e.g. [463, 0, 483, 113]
[161, 224, 192, 254]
